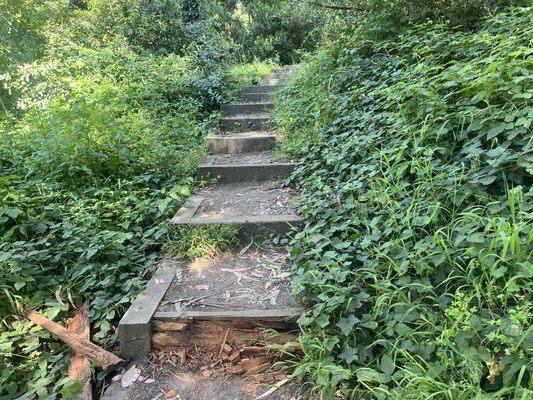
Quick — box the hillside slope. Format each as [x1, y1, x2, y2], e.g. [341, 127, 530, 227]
[276, 7, 532, 399]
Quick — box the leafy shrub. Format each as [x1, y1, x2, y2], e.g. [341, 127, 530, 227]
[0, 1, 242, 398]
[276, 6, 532, 399]
[0, 0, 67, 114]
[239, 0, 325, 64]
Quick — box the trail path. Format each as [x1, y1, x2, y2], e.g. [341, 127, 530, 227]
[103, 68, 306, 399]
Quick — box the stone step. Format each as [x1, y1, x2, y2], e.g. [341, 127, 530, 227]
[265, 72, 289, 80]
[153, 249, 300, 347]
[241, 85, 282, 94]
[219, 113, 272, 132]
[115, 248, 302, 398]
[171, 181, 302, 240]
[240, 92, 270, 102]
[119, 249, 301, 357]
[261, 78, 286, 86]
[206, 132, 278, 154]
[198, 153, 294, 183]
[221, 102, 273, 115]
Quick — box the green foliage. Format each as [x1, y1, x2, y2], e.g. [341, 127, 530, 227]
[0, 0, 67, 113]
[228, 59, 279, 86]
[275, 6, 533, 399]
[345, 0, 528, 28]
[0, 1, 242, 398]
[239, 0, 325, 64]
[84, 0, 236, 57]
[164, 224, 240, 259]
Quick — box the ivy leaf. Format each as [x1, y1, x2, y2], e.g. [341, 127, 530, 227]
[177, 186, 191, 197]
[297, 313, 314, 327]
[360, 314, 377, 329]
[339, 346, 358, 364]
[324, 335, 339, 352]
[336, 314, 359, 336]
[356, 368, 382, 383]
[315, 313, 330, 328]
[380, 354, 395, 375]
[2, 208, 21, 219]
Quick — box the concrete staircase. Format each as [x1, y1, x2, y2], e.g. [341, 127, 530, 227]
[109, 68, 303, 399]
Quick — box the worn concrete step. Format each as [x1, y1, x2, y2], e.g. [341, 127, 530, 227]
[261, 78, 286, 86]
[242, 85, 282, 94]
[171, 181, 302, 240]
[198, 153, 294, 183]
[220, 113, 272, 132]
[119, 249, 301, 358]
[153, 249, 300, 346]
[114, 248, 302, 398]
[206, 132, 279, 154]
[221, 102, 273, 115]
[240, 92, 270, 102]
[265, 72, 289, 80]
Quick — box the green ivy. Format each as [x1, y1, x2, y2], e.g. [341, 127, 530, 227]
[0, 1, 259, 398]
[276, 7, 532, 399]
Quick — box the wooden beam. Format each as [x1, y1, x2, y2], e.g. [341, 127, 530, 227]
[67, 303, 92, 400]
[26, 309, 123, 368]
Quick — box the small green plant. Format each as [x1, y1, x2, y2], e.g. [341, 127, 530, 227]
[164, 224, 240, 259]
[228, 60, 279, 86]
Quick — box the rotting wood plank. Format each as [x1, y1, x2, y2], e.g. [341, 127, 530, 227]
[26, 309, 122, 368]
[151, 319, 298, 349]
[67, 303, 92, 400]
[152, 321, 189, 332]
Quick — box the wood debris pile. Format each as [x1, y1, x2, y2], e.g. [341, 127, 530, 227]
[149, 343, 290, 384]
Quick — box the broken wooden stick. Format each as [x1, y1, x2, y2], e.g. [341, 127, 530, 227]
[26, 309, 123, 368]
[67, 303, 92, 400]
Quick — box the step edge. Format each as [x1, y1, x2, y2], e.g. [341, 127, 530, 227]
[220, 115, 273, 121]
[118, 260, 184, 358]
[153, 307, 304, 321]
[170, 196, 204, 224]
[206, 135, 278, 140]
[171, 210, 302, 226]
[221, 102, 274, 107]
[198, 162, 295, 169]
[179, 214, 303, 225]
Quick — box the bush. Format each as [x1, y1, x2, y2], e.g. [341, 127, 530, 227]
[0, 1, 241, 398]
[239, 0, 325, 64]
[275, 6, 532, 399]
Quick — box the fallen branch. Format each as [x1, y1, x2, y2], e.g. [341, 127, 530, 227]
[67, 303, 92, 400]
[26, 309, 123, 368]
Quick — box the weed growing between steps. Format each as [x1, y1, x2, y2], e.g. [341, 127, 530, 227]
[275, 7, 532, 399]
[229, 60, 280, 87]
[164, 225, 240, 260]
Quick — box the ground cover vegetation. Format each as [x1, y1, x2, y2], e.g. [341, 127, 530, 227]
[0, 1, 283, 398]
[2, 0, 532, 399]
[275, 2, 532, 398]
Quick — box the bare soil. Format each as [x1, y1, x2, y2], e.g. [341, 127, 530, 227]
[158, 248, 297, 313]
[195, 182, 297, 218]
[211, 152, 291, 165]
[102, 356, 306, 400]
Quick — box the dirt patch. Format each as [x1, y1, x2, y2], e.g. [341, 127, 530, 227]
[158, 247, 297, 312]
[211, 152, 291, 165]
[102, 355, 305, 400]
[195, 182, 297, 218]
